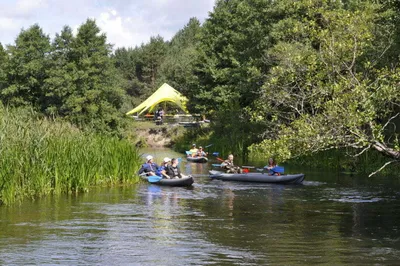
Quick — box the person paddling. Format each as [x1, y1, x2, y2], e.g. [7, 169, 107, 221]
[264, 158, 280, 175]
[221, 154, 242, 174]
[138, 155, 159, 176]
[156, 157, 172, 179]
[196, 146, 207, 157]
[189, 144, 198, 157]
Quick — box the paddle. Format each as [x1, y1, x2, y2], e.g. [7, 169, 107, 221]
[148, 175, 162, 183]
[256, 166, 285, 174]
[215, 157, 255, 169]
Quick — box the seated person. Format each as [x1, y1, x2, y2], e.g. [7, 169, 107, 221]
[196, 146, 208, 157]
[264, 158, 280, 175]
[138, 155, 159, 176]
[188, 144, 198, 157]
[221, 154, 242, 174]
[156, 157, 172, 179]
[166, 158, 183, 179]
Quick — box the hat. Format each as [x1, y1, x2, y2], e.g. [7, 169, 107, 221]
[199, 146, 203, 149]
[163, 157, 171, 163]
[192, 143, 196, 146]
[146, 155, 153, 161]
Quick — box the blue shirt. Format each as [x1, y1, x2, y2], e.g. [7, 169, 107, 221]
[156, 165, 168, 177]
[138, 162, 159, 175]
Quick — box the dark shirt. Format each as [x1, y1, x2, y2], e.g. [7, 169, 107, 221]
[138, 162, 159, 175]
[166, 165, 182, 178]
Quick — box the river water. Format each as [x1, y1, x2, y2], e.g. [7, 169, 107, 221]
[1, 148, 400, 265]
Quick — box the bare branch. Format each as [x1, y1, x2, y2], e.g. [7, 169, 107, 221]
[382, 112, 400, 131]
[354, 144, 372, 157]
[368, 160, 397, 177]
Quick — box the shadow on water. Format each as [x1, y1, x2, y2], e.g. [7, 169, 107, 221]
[1, 147, 400, 265]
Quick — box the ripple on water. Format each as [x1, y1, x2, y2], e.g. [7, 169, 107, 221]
[326, 189, 387, 203]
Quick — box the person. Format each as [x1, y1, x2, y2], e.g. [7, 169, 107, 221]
[188, 144, 198, 157]
[156, 157, 171, 179]
[166, 158, 183, 179]
[221, 154, 242, 174]
[138, 155, 159, 176]
[196, 146, 207, 157]
[158, 108, 165, 123]
[264, 158, 279, 175]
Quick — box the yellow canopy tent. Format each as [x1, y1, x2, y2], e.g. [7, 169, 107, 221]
[126, 83, 188, 116]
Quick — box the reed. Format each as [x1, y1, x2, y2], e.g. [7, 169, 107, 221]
[0, 106, 142, 205]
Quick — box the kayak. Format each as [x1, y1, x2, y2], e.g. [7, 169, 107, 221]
[209, 170, 305, 184]
[140, 175, 194, 187]
[186, 156, 208, 163]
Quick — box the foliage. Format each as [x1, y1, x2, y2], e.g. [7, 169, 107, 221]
[0, 105, 141, 206]
[248, 1, 400, 175]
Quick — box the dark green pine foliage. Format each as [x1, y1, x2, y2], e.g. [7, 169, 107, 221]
[189, 0, 275, 115]
[66, 19, 125, 133]
[159, 18, 202, 98]
[1, 25, 51, 108]
[43, 26, 76, 117]
[0, 43, 7, 92]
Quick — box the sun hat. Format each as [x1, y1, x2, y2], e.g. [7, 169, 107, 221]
[163, 157, 171, 163]
[146, 155, 153, 161]
[199, 146, 203, 149]
[192, 143, 196, 146]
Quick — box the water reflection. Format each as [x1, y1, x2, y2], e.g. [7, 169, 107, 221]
[1, 149, 400, 265]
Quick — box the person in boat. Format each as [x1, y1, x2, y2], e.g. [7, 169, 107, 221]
[166, 158, 183, 179]
[221, 154, 242, 174]
[138, 155, 159, 176]
[156, 157, 172, 179]
[196, 146, 208, 157]
[189, 144, 198, 157]
[264, 158, 280, 175]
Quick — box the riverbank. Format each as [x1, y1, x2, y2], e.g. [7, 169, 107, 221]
[129, 121, 187, 148]
[0, 107, 142, 206]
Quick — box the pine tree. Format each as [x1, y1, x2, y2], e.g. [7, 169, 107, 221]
[1, 25, 51, 107]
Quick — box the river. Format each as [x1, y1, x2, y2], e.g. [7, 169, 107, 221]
[1, 148, 400, 265]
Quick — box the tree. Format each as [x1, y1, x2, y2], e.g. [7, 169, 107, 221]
[1, 25, 51, 108]
[0, 43, 7, 92]
[64, 19, 125, 133]
[249, 1, 400, 175]
[43, 26, 76, 116]
[159, 18, 202, 97]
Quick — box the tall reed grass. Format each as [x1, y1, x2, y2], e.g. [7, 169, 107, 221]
[0, 106, 142, 205]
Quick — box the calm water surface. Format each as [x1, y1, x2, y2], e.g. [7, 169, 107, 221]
[1, 148, 400, 265]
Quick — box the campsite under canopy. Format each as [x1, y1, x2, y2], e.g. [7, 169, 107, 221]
[126, 83, 188, 116]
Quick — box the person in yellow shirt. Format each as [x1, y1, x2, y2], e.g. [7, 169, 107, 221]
[188, 144, 198, 157]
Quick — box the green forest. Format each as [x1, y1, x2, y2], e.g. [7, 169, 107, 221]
[1, 0, 399, 178]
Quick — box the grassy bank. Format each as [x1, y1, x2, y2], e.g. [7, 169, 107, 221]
[0, 106, 142, 206]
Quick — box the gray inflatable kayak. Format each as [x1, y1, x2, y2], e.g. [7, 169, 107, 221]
[141, 175, 194, 187]
[187, 156, 208, 163]
[209, 170, 305, 184]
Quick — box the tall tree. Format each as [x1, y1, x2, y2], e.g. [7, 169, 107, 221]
[159, 18, 202, 96]
[43, 26, 76, 116]
[0, 43, 7, 92]
[1, 25, 50, 107]
[141, 35, 167, 88]
[65, 19, 125, 133]
[249, 1, 400, 174]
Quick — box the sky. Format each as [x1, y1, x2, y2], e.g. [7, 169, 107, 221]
[0, 0, 215, 48]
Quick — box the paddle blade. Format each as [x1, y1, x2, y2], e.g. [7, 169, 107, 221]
[148, 175, 162, 183]
[212, 152, 220, 156]
[185, 151, 192, 155]
[212, 164, 222, 167]
[271, 166, 284, 173]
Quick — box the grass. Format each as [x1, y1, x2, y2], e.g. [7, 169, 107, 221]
[0, 106, 142, 206]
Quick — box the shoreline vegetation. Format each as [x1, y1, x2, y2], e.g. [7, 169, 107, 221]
[1, 1, 400, 204]
[0, 106, 141, 206]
